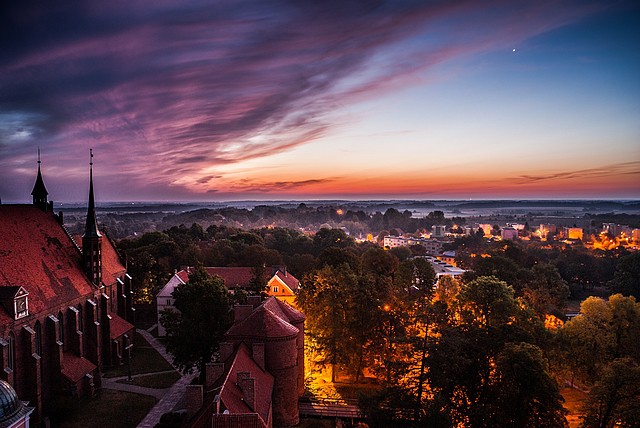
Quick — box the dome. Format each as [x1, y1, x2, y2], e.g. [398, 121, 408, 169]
[0, 380, 22, 422]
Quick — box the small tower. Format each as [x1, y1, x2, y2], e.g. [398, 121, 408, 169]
[31, 148, 49, 212]
[82, 149, 102, 286]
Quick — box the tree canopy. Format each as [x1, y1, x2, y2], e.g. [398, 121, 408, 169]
[160, 265, 231, 382]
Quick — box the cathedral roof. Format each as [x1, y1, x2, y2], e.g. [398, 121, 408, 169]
[0, 205, 95, 326]
[74, 233, 125, 286]
[82, 152, 101, 239]
[30, 163, 48, 199]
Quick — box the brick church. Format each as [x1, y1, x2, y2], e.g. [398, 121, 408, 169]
[0, 152, 135, 423]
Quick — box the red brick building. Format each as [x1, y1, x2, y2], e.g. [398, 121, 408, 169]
[186, 296, 305, 428]
[0, 154, 135, 422]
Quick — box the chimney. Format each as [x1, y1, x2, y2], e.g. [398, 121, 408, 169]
[247, 295, 262, 308]
[219, 342, 233, 363]
[205, 362, 225, 388]
[185, 384, 203, 419]
[57, 210, 64, 225]
[237, 372, 255, 410]
[234, 304, 253, 323]
[252, 342, 265, 370]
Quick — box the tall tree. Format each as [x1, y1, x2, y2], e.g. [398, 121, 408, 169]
[581, 358, 640, 428]
[160, 265, 231, 383]
[608, 252, 640, 299]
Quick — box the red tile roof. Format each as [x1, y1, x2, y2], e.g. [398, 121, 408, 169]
[72, 233, 126, 286]
[61, 352, 97, 383]
[262, 297, 305, 323]
[205, 267, 255, 289]
[218, 343, 273, 424]
[109, 314, 134, 340]
[101, 236, 126, 286]
[226, 305, 299, 340]
[273, 271, 300, 292]
[0, 206, 95, 326]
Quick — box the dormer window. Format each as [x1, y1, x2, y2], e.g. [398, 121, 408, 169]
[0, 286, 29, 320]
[15, 296, 28, 319]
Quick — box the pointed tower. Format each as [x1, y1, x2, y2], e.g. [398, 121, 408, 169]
[82, 149, 102, 286]
[31, 148, 49, 212]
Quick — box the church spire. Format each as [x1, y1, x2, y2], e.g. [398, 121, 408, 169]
[82, 149, 102, 286]
[31, 148, 49, 211]
[83, 149, 101, 239]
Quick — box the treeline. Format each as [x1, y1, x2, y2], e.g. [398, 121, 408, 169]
[68, 205, 463, 239]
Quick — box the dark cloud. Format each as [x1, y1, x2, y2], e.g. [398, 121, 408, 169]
[228, 177, 339, 193]
[0, 0, 607, 200]
[511, 162, 640, 184]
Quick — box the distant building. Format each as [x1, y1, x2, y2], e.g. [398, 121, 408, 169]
[417, 256, 465, 282]
[436, 251, 457, 266]
[157, 267, 300, 336]
[632, 229, 640, 243]
[564, 227, 584, 240]
[432, 225, 446, 238]
[539, 224, 557, 239]
[186, 296, 305, 428]
[478, 224, 493, 237]
[501, 227, 518, 241]
[383, 236, 443, 255]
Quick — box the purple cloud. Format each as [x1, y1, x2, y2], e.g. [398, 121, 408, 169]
[0, 0, 609, 201]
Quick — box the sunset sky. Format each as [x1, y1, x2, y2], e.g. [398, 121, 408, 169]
[1, 0, 639, 202]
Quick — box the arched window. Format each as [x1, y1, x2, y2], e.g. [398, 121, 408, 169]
[8, 333, 15, 371]
[34, 321, 42, 356]
[77, 304, 83, 333]
[57, 311, 64, 345]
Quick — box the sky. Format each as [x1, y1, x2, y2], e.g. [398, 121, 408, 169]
[1, 0, 639, 202]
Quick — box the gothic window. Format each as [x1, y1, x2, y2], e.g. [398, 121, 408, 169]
[273, 286, 279, 293]
[34, 322, 42, 356]
[77, 304, 83, 333]
[8, 333, 15, 371]
[57, 311, 64, 345]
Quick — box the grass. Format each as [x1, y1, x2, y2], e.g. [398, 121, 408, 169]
[296, 419, 336, 428]
[103, 331, 174, 378]
[116, 370, 181, 389]
[561, 386, 588, 428]
[47, 389, 156, 428]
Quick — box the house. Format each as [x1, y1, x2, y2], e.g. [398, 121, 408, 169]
[156, 267, 300, 336]
[186, 296, 305, 428]
[0, 153, 135, 423]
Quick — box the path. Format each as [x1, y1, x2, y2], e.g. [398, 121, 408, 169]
[99, 325, 197, 428]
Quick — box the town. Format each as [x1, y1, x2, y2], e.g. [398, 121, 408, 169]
[0, 159, 638, 427]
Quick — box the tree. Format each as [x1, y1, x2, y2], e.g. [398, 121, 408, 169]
[160, 265, 231, 383]
[297, 264, 357, 382]
[608, 252, 640, 299]
[581, 358, 640, 428]
[557, 294, 640, 385]
[426, 277, 561, 427]
[492, 343, 568, 427]
[521, 263, 570, 316]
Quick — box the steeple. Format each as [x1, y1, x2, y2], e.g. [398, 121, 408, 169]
[83, 149, 102, 239]
[31, 148, 49, 211]
[82, 149, 102, 286]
